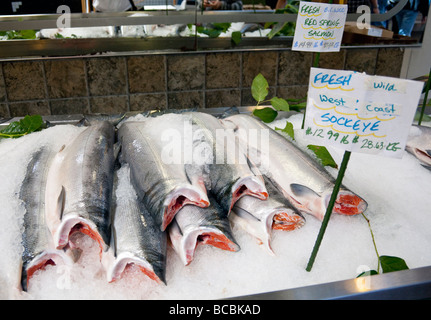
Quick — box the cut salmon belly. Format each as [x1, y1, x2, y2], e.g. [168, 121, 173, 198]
[169, 195, 240, 266]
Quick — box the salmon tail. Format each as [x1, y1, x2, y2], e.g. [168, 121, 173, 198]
[21, 251, 72, 292]
[198, 231, 240, 252]
[107, 252, 166, 285]
[163, 187, 210, 231]
[333, 190, 368, 216]
[272, 209, 306, 231]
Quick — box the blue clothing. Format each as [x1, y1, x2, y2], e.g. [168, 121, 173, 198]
[395, 9, 419, 36]
[393, 0, 429, 37]
[372, 0, 389, 28]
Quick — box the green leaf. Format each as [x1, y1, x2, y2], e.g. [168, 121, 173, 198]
[290, 101, 307, 112]
[231, 31, 242, 45]
[212, 23, 231, 32]
[196, 26, 222, 38]
[0, 115, 44, 138]
[414, 110, 431, 122]
[307, 144, 338, 169]
[357, 270, 379, 277]
[379, 255, 409, 273]
[270, 97, 289, 111]
[275, 121, 295, 140]
[253, 108, 278, 123]
[251, 73, 269, 104]
[267, 22, 287, 40]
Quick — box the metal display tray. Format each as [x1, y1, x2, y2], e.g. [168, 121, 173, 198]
[2, 107, 431, 300]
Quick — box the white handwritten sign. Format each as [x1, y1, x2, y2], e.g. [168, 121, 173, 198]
[292, 1, 347, 52]
[303, 68, 424, 158]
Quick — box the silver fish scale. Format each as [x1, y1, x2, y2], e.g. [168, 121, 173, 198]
[20, 147, 52, 268]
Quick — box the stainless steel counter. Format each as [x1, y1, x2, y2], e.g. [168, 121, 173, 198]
[233, 266, 431, 300]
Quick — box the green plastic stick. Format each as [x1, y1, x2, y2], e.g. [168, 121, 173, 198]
[418, 69, 431, 126]
[306, 150, 352, 272]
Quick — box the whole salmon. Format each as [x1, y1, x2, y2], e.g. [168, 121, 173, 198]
[106, 165, 166, 284]
[406, 124, 431, 170]
[169, 195, 240, 266]
[184, 112, 268, 214]
[224, 114, 367, 221]
[118, 119, 209, 231]
[20, 147, 72, 291]
[231, 176, 305, 254]
[45, 121, 116, 254]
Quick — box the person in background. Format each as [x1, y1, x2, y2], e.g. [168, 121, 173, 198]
[202, 0, 243, 9]
[372, 0, 389, 28]
[392, 0, 429, 36]
[92, 0, 143, 11]
[348, 0, 380, 13]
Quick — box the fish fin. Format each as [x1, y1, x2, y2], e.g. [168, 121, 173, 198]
[219, 107, 240, 119]
[76, 118, 91, 127]
[290, 184, 320, 198]
[114, 142, 121, 159]
[245, 156, 263, 177]
[57, 186, 66, 220]
[113, 143, 122, 170]
[231, 208, 274, 255]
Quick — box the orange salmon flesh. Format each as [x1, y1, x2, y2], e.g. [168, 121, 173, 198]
[273, 212, 304, 231]
[198, 233, 238, 252]
[333, 194, 366, 216]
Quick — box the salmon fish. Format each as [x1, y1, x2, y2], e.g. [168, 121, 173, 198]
[45, 121, 116, 254]
[406, 124, 431, 170]
[231, 176, 305, 254]
[20, 147, 72, 291]
[118, 118, 209, 231]
[107, 165, 166, 284]
[169, 195, 240, 266]
[184, 112, 268, 214]
[224, 114, 367, 221]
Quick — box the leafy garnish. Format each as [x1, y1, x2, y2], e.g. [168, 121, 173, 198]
[0, 30, 37, 40]
[252, 107, 278, 123]
[231, 31, 242, 45]
[270, 97, 289, 111]
[275, 121, 295, 140]
[0, 115, 44, 139]
[307, 144, 338, 169]
[196, 23, 231, 38]
[251, 73, 269, 104]
[379, 256, 409, 273]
